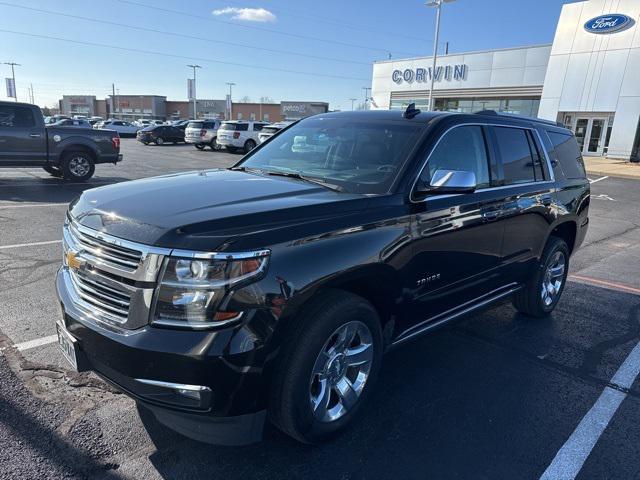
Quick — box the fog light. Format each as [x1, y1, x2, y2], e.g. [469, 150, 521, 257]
[176, 388, 201, 401]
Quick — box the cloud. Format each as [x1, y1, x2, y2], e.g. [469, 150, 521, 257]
[212, 7, 276, 22]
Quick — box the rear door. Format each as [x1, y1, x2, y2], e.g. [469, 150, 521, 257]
[488, 125, 556, 282]
[0, 104, 46, 165]
[406, 124, 507, 330]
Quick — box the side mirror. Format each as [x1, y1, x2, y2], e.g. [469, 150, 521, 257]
[416, 169, 477, 195]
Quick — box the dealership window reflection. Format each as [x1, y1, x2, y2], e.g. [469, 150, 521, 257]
[390, 98, 540, 117]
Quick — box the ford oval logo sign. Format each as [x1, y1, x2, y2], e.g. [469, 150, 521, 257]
[584, 14, 633, 34]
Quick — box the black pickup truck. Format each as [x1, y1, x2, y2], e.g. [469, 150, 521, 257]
[0, 101, 122, 181]
[56, 107, 589, 445]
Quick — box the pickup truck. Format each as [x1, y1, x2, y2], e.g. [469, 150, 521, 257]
[0, 101, 122, 181]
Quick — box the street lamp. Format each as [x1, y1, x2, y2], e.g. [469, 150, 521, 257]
[187, 64, 201, 119]
[349, 98, 357, 111]
[425, 0, 455, 111]
[362, 87, 371, 110]
[226, 82, 236, 119]
[4, 62, 20, 102]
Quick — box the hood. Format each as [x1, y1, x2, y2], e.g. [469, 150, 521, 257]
[70, 169, 370, 250]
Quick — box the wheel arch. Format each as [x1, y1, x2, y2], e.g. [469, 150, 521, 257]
[548, 220, 577, 255]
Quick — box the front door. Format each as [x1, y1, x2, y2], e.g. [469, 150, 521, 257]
[405, 124, 506, 332]
[574, 117, 608, 156]
[0, 104, 46, 165]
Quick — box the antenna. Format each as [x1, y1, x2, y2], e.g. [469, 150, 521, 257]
[403, 103, 421, 119]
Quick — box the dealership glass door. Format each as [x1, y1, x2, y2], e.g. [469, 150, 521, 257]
[573, 117, 608, 156]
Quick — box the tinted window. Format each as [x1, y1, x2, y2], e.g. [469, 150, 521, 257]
[494, 127, 535, 185]
[0, 106, 36, 128]
[188, 122, 203, 129]
[547, 131, 585, 179]
[220, 123, 249, 131]
[253, 123, 264, 131]
[423, 126, 490, 189]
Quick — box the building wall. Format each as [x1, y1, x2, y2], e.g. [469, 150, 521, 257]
[232, 103, 282, 122]
[372, 45, 551, 110]
[539, 0, 640, 159]
[109, 95, 167, 120]
[60, 95, 97, 116]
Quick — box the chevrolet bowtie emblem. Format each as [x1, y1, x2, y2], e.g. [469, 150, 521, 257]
[66, 250, 83, 270]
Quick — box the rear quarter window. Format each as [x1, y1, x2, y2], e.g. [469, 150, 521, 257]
[547, 131, 586, 179]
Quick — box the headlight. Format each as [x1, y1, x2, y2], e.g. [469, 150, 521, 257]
[152, 250, 269, 329]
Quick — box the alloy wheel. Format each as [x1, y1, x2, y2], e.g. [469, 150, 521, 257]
[541, 250, 566, 306]
[309, 321, 373, 423]
[68, 156, 90, 178]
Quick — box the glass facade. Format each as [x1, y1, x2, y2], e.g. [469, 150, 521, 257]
[390, 97, 541, 118]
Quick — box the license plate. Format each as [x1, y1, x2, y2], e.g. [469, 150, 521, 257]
[57, 323, 79, 371]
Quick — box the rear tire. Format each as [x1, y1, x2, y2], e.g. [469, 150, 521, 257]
[210, 138, 221, 150]
[269, 290, 382, 444]
[512, 236, 569, 318]
[60, 151, 95, 182]
[195, 144, 206, 150]
[244, 139, 256, 154]
[155, 137, 164, 145]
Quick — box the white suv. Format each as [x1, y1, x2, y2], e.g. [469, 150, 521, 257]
[185, 120, 222, 150]
[216, 121, 267, 154]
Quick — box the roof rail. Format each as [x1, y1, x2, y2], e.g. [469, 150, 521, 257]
[473, 109, 565, 128]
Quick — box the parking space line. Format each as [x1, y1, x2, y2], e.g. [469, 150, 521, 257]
[569, 274, 640, 295]
[588, 176, 609, 184]
[0, 202, 67, 209]
[15, 334, 58, 352]
[0, 239, 62, 250]
[540, 342, 640, 480]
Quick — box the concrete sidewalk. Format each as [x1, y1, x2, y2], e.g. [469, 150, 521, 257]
[584, 157, 640, 180]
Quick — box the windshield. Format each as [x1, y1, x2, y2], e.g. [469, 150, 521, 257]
[237, 117, 423, 194]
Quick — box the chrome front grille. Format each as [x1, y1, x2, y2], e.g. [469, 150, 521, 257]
[62, 219, 171, 330]
[69, 269, 132, 324]
[69, 222, 142, 272]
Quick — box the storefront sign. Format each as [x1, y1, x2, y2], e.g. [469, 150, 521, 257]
[584, 14, 633, 34]
[392, 64, 467, 85]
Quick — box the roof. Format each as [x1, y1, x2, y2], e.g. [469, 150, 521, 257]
[314, 109, 445, 123]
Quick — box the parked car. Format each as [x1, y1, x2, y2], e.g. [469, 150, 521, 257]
[0, 101, 121, 181]
[44, 114, 71, 125]
[258, 121, 294, 143]
[51, 119, 92, 129]
[94, 120, 139, 137]
[185, 119, 222, 150]
[54, 108, 589, 446]
[134, 119, 152, 129]
[216, 120, 267, 153]
[136, 125, 185, 145]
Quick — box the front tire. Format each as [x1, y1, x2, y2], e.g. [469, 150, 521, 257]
[60, 151, 95, 182]
[244, 139, 256, 154]
[155, 137, 164, 145]
[269, 290, 382, 444]
[512, 236, 569, 318]
[210, 138, 221, 150]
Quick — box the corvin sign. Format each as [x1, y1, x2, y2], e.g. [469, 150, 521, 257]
[584, 14, 633, 34]
[392, 64, 467, 84]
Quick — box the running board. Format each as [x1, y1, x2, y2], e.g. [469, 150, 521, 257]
[389, 284, 522, 349]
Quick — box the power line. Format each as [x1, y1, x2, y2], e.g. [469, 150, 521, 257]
[0, 29, 371, 82]
[115, 0, 423, 57]
[0, 2, 371, 67]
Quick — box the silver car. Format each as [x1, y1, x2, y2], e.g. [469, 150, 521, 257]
[185, 120, 222, 150]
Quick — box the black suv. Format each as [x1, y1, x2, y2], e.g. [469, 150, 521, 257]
[136, 125, 185, 145]
[55, 109, 589, 445]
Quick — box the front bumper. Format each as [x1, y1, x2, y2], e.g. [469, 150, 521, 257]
[55, 266, 268, 444]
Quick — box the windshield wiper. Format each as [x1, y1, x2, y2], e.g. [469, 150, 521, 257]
[265, 171, 345, 192]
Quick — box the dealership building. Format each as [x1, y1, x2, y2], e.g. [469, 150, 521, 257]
[372, 0, 640, 160]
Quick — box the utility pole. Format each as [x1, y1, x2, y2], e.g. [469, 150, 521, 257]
[226, 82, 236, 120]
[29, 83, 34, 104]
[349, 98, 357, 111]
[362, 87, 371, 110]
[4, 62, 20, 102]
[112, 83, 116, 119]
[187, 64, 201, 119]
[426, 0, 456, 111]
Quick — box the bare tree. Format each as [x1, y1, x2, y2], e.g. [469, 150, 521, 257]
[259, 96, 274, 104]
[239, 95, 252, 103]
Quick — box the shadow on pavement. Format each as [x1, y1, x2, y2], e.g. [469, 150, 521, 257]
[0, 177, 130, 204]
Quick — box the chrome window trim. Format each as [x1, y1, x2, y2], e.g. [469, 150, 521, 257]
[410, 122, 557, 204]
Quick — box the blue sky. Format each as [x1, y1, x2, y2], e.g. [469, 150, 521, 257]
[0, 0, 576, 110]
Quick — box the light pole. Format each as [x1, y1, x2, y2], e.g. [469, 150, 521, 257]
[187, 65, 201, 119]
[4, 62, 20, 102]
[349, 98, 357, 111]
[226, 82, 236, 119]
[362, 87, 371, 110]
[426, 0, 455, 111]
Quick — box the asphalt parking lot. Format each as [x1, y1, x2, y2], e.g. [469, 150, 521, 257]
[1, 139, 640, 479]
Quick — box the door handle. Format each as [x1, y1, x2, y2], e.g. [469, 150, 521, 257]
[482, 210, 501, 221]
[29, 133, 41, 138]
